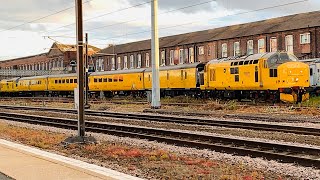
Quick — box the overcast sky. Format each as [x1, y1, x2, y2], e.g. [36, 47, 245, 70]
[0, 0, 319, 60]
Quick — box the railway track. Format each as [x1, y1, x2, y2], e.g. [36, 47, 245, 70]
[0, 105, 319, 136]
[0, 111, 319, 168]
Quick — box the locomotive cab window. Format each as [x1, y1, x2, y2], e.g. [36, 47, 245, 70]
[269, 69, 278, 77]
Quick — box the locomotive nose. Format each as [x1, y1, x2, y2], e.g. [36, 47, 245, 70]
[279, 62, 309, 86]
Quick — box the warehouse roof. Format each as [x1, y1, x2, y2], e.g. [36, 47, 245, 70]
[96, 10, 320, 56]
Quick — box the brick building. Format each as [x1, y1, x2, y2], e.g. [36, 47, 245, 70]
[93, 10, 320, 72]
[0, 42, 100, 72]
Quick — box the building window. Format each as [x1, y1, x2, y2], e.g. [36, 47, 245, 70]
[45, 63, 48, 70]
[222, 43, 228, 58]
[270, 37, 278, 52]
[124, 56, 128, 69]
[96, 59, 99, 71]
[169, 50, 174, 65]
[208, 46, 211, 56]
[111, 57, 115, 70]
[146, 53, 150, 68]
[198, 46, 204, 55]
[233, 42, 240, 56]
[117, 57, 121, 70]
[137, 54, 142, 68]
[160, 51, 165, 66]
[130, 55, 134, 68]
[60, 60, 64, 68]
[300, 33, 310, 44]
[184, 49, 188, 64]
[285, 35, 294, 53]
[189, 47, 194, 63]
[42, 63, 45, 70]
[258, 38, 265, 53]
[179, 49, 184, 64]
[247, 40, 254, 55]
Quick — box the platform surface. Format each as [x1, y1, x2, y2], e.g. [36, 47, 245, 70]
[0, 139, 142, 180]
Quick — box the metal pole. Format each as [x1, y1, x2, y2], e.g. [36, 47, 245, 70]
[85, 33, 89, 107]
[76, 0, 85, 137]
[151, 0, 161, 108]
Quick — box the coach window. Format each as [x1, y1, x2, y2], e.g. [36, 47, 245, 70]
[62, 79, 65, 83]
[55, 80, 58, 84]
[253, 60, 259, 64]
[234, 62, 238, 66]
[66, 79, 69, 83]
[70, 79, 73, 83]
[239, 61, 244, 65]
[74, 79, 77, 83]
[99, 78, 102, 82]
[244, 61, 249, 65]
[103, 78, 107, 82]
[58, 80, 62, 84]
[119, 77, 123, 82]
[114, 77, 118, 82]
[181, 70, 184, 80]
[94, 78, 97, 83]
[235, 75, 239, 82]
[108, 78, 113, 82]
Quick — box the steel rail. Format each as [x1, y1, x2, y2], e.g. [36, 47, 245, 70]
[0, 111, 319, 168]
[0, 105, 319, 136]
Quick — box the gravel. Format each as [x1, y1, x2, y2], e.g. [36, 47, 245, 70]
[1, 119, 319, 179]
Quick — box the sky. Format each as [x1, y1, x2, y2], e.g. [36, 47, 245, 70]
[0, 0, 320, 60]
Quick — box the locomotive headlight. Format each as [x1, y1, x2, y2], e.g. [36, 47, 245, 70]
[295, 78, 299, 82]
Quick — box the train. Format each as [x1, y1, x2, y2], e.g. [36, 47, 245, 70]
[0, 52, 311, 103]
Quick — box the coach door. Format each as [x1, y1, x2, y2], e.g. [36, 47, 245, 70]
[309, 64, 317, 87]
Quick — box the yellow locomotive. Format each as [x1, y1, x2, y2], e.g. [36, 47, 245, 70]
[0, 52, 311, 103]
[199, 52, 310, 102]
